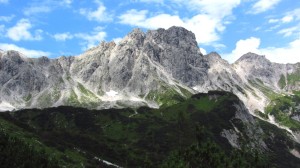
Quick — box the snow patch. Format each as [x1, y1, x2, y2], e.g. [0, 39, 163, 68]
[101, 91, 145, 104]
[0, 101, 15, 112]
[106, 90, 118, 97]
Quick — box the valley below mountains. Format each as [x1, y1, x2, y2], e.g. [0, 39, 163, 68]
[1, 26, 300, 167]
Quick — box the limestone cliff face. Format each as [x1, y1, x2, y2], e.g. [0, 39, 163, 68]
[0, 27, 299, 114]
[0, 26, 206, 110]
[234, 52, 300, 91]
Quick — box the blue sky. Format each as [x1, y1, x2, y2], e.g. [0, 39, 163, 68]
[0, 0, 299, 63]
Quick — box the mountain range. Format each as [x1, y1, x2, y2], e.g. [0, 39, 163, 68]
[1, 26, 300, 167]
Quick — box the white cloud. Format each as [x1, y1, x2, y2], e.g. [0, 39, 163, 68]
[53, 32, 73, 41]
[119, 9, 221, 44]
[0, 43, 50, 58]
[6, 19, 43, 41]
[0, 15, 14, 22]
[269, 15, 294, 24]
[79, 1, 112, 22]
[74, 27, 107, 50]
[268, 8, 300, 37]
[119, 10, 149, 26]
[174, 0, 240, 19]
[287, 8, 300, 21]
[268, 18, 279, 23]
[52, 27, 107, 50]
[278, 26, 299, 37]
[62, 0, 72, 5]
[23, 0, 73, 16]
[250, 0, 281, 14]
[223, 37, 300, 64]
[120, 10, 184, 29]
[24, 6, 52, 16]
[223, 37, 260, 63]
[0, 0, 8, 4]
[119, 0, 241, 45]
[259, 39, 300, 63]
[200, 48, 207, 55]
[138, 0, 163, 3]
[281, 15, 293, 23]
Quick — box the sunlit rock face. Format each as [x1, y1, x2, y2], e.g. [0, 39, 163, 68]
[0, 26, 299, 114]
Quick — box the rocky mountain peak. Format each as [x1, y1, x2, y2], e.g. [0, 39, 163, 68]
[235, 52, 269, 64]
[121, 28, 146, 47]
[0, 26, 299, 122]
[207, 52, 222, 60]
[129, 28, 145, 36]
[146, 26, 197, 48]
[1, 50, 26, 64]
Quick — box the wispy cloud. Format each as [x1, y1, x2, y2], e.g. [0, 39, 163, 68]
[173, 0, 240, 19]
[250, 0, 281, 14]
[24, 6, 52, 16]
[278, 26, 299, 37]
[137, 0, 164, 4]
[0, 15, 14, 22]
[6, 19, 43, 41]
[0, 43, 50, 57]
[62, 0, 72, 5]
[79, 1, 113, 22]
[223, 37, 261, 63]
[0, 0, 9, 4]
[23, 0, 73, 16]
[265, 8, 300, 37]
[53, 27, 107, 50]
[223, 37, 300, 64]
[119, 10, 220, 44]
[75, 27, 107, 50]
[119, 0, 240, 45]
[53, 32, 73, 41]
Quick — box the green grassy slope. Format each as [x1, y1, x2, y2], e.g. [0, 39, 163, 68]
[0, 91, 299, 167]
[265, 91, 300, 131]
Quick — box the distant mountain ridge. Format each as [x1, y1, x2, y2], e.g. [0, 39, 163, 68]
[1, 26, 300, 138]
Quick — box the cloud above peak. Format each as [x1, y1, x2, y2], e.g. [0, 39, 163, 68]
[79, 1, 113, 22]
[118, 0, 241, 45]
[6, 19, 43, 41]
[0, 0, 8, 4]
[0, 43, 50, 58]
[250, 0, 281, 14]
[119, 9, 221, 44]
[174, 0, 240, 19]
[223, 37, 300, 64]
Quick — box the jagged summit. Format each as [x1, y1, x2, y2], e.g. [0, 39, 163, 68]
[0, 26, 206, 111]
[235, 52, 269, 63]
[2, 26, 300, 143]
[146, 26, 197, 48]
[1, 27, 300, 167]
[0, 26, 299, 117]
[207, 52, 222, 60]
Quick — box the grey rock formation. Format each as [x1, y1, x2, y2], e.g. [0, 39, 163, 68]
[0, 26, 299, 116]
[234, 52, 300, 91]
[0, 26, 204, 110]
[1, 26, 300, 147]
